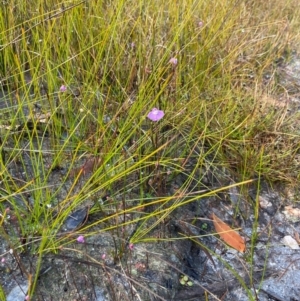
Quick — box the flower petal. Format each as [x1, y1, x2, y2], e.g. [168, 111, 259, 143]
[147, 108, 164, 121]
[76, 235, 85, 243]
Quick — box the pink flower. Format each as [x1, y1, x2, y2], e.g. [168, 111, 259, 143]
[147, 108, 164, 122]
[25, 296, 30, 301]
[101, 254, 106, 260]
[59, 85, 67, 92]
[169, 57, 178, 66]
[129, 243, 134, 251]
[198, 21, 204, 27]
[1, 257, 5, 263]
[76, 235, 85, 243]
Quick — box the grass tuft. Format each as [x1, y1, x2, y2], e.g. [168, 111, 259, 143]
[1, 0, 300, 299]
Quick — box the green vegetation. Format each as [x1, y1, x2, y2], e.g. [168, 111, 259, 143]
[0, 0, 300, 299]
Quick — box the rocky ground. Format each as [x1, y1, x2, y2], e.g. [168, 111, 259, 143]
[3, 167, 300, 301]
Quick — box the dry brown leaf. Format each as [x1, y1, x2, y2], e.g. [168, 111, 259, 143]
[69, 157, 102, 179]
[212, 213, 246, 253]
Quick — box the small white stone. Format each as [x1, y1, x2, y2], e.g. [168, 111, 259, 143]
[283, 205, 300, 222]
[259, 196, 272, 209]
[281, 235, 299, 249]
[7, 284, 28, 301]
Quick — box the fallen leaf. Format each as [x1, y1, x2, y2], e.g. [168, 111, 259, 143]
[212, 213, 246, 253]
[281, 235, 299, 250]
[64, 207, 89, 231]
[69, 157, 102, 179]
